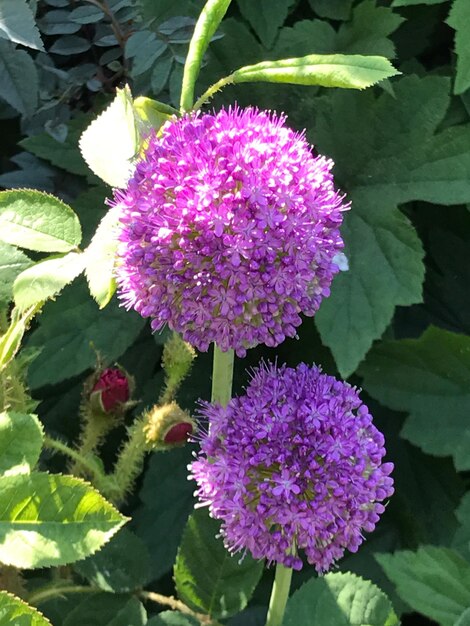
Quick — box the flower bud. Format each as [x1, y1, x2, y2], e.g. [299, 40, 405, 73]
[90, 367, 131, 414]
[161, 333, 196, 402]
[143, 402, 194, 450]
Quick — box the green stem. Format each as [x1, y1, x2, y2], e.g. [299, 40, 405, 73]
[43, 436, 104, 484]
[211, 345, 234, 406]
[108, 418, 147, 505]
[265, 564, 293, 626]
[29, 584, 96, 606]
[193, 74, 235, 111]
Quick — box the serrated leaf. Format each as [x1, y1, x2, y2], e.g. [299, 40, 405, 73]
[174, 509, 263, 619]
[311, 75, 470, 375]
[359, 326, 470, 470]
[284, 571, 398, 626]
[84, 207, 121, 308]
[448, 0, 470, 95]
[147, 613, 198, 626]
[0, 471, 127, 568]
[232, 54, 399, 89]
[0, 411, 44, 476]
[14, 252, 86, 311]
[0, 40, 38, 117]
[63, 594, 146, 626]
[0, 241, 32, 305]
[236, 0, 295, 49]
[26, 279, 145, 388]
[0, 0, 44, 51]
[73, 528, 150, 592]
[308, 0, 353, 20]
[79, 86, 139, 187]
[0, 190, 82, 253]
[0, 591, 52, 626]
[376, 547, 470, 626]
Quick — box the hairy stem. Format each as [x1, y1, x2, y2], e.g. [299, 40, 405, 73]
[193, 74, 234, 111]
[108, 417, 147, 505]
[211, 345, 234, 405]
[265, 564, 293, 626]
[28, 584, 96, 606]
[43, 436, 105, 484]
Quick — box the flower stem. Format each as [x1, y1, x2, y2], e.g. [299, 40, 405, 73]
[28, 584, 96, 606]
[43, 436, 105, 484]
[211, 345, 234, 405]
[193, 74, 234, 111]
[265, 564, 293, 626]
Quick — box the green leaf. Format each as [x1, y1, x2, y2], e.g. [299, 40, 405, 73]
[0, 304, 41, 371]
[453, 493, 470, 561]
[308, 0, 353, 20]
[84, 206, 120, 308]
[134, 447, 195, 580]
[0, 471, 127, 568]
[0, 241, 32, 305]
[232, 54, 399, 89]
[0, 591, 52, 626]
[147, 613, 198, 626]
[392, 0, 445, 5]
[0, 412, 43, 476]
[236, 0, 295, 49]
[284, 571, 398, 626]
[20, 115, 96, 180]
[174, 509, 263, 619]
[133, 96, 175, 131]
[0, 0, 44, 50]
[311, 74, 470, 375]
[79, 85, 139, 188]
[0, 190, 82, 253]
[376, 547, 470, 626]
[359, 326, 470, 470]
[180, 0, 232, 111]
[14, 252, 86, 310]
[73, 528, 151, 593]
[456, 608, 470, 626]
[448, 0, 470, 95]
[49, 35, 91, 55]
[0, 40, 38, 117]
[63, 595, 146, 626]
[27, 280, 145, 388]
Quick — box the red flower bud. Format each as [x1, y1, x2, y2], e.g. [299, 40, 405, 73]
[143, 402, 194, 449]
[163, 422, 193, 444]
[90, 367, 130, 413]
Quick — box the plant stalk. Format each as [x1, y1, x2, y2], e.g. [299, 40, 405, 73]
[193, 74, 234, 111]
[265, 563, 293, 626]
[43, 436, 104, 484]
[211, 345, 234, 405]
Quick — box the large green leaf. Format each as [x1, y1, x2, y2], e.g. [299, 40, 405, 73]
[392, 0, 446, 5]
[147, 613, 198, 626]
[62, 595, 146, 626]
[376, 547, 470, 626]
[0, 241, 32, 305]
[174, 509, 263, 619]
[0, 40, 38, 117]
[309, 0, 353, 20]
[0, 0, 44, 50]
[13, 252, 86, 310]
[232, 54, 399, 89]
[0, 190, 82, 253]
[79, 86, 139, 188]
[453, 493, 470, 562]
[74, 528, 151, 593]
[312, 75, 470, 375]
[236, 0, 295, 49]
[456, 608, 470, 626]
[283, 571, 398, 626]
[0, 412, 43, 476]
[27, 280, 145, 388]
[448, 0, 470, 95]
[0, 591, 52, 626]
[359, 326, 470, 471]
[0, 471, 127, 568]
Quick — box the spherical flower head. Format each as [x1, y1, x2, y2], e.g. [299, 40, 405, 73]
[90, 367, 130, 413]
[190, 362, 394, 572]
[114, 107, 347, 356]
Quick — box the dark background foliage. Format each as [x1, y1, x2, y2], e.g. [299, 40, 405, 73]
[1, 1, 470, 625]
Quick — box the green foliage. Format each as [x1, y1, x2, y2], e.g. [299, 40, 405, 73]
[0, 591, 52, 626]
[0, 242, 32, 306]
[0, 471, 127, 568]
[0, 0, 44, 51]
[359, 326, 470, 470]
[147, 613, 198, 626]
[447, 0, 470, 95]
[237, 0, 296, 49]
[62, 594, 146, 626]
[0, 411, 43, 476]
[283, 571, 399, 626]
[376, 547, 470, 626]
[0, 190, 82, 253]
[0, 40, 38, 117]
[174, 509, 264, 619]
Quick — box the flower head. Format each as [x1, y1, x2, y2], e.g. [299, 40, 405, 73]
[90, 367, 130, 413]
[190, 362, 394, 572]
[114, 107, 347, 356]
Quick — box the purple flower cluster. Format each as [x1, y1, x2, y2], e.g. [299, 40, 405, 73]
[190, 362, 394, 572]
[114, 107, 347, 356]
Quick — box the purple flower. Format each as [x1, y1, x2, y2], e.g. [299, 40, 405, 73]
[114, 107, 347, 356]
[190, 362, 394, 572]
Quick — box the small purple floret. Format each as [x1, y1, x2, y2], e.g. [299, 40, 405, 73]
[113, 107, 347, 356]
[190, 362, 394, 572]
